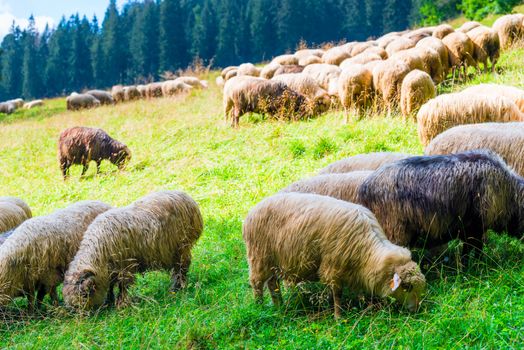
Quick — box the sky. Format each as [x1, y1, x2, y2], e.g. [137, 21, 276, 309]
[0, 0, 127, 39]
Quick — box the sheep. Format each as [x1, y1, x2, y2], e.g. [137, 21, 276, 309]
[442, 32, 475, 81]
[86, 90, 114, 105]
[146, 82, 164, 98]
[6, 98, 24, 108]
[322, 46, 352, 65]
[0, 102, 16, 114]
[223, 76, 315, 127]
[372, 59, 411, 115]
[23, 100, 44, 109]
[0, 201, 112, 310]
[63, 191, 203, 310]
[340, 52, 382, 69]
[236, 63, 261, 77]
[390, 49, 425, 71]
[337, 64, 373, 120]
[215, 76, 225, 89]
[409, 46, 445, 83]
[416, 92, 524, 146]
[111, 85, 125, 103]
[385, 37, 416, 57]
[0, 230, 14, 246]
[123, 86, 141, 101]
[175, 76, 208, 89]
[299, 55, 322, 66]
[403, 29, 432, 44]
[162, 80, 192, 97]
[295, 49, 324, 59]
[280, 171, 373, 203]
[0, 202, 29, 234]
[466, 26, 500, 73]
[271, 73, 331, 112]
[492, 14, 524, 49]
[58, 126, 131, 179]
[318, 152, 412, 174]
[0, 197, 32, 218]
[302, 64, 341, 93]
[460, 84, 524, 113]
[221, 66, 237, 79]
[243, 192, 426, 318]
[400, 70, 436, 119]
[273, 65, 305, 77]
[271, 54, 299, 66]
[457, 21, 482, 33]
[357, 150, 524, 262]
[260, 62, 282, 79]
[225, 69, 238, 81]
[66, 93, 100, 111]
[377, 34, 401, 49]
[425, 122, 524, 177]
[137, 85, 148, 98]
[362, 46, 388, 59]
[416, 37, 450, 78]
[432, 24, 454, 39]
[350, 42, 377, 57]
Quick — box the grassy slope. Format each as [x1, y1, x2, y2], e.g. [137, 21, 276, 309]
[1, 32, 524, 350]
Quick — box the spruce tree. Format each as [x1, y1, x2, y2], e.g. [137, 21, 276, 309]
[383, 0, 413, 33]
[248, 0, 277, 60]
[366, 0, 384, 38]
[22, 16, 42, 99]
[341, 0, 369, 41]
[159, 0, 188, 73]
[1, 25, 23, 100]
[191, 0, 218, 64]
[101, 0, 127, 86]
[215, 0, 242, 66]
[69, 15, 94, 91]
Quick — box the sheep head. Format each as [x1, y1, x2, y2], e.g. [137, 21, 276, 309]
[388, 261, 426, 312]
[111, 145, 132, 170]
[63, 269, 109, 310]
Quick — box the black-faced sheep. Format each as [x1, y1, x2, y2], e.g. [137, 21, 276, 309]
[318, 152, 412, 174]
[0, 201, 112, 310]
[493, 14, 524, 49]
[280, 171, 372, 203]
[223, 76, 316, 127]
[243, 193, 426, 318]
[416, 92, 524, 146]
[425, 122, 524, 177]
[466, 26, 500, 73]
[357, 150, 524, 262]
[58, 127, 131, 179]
[63, 191, 203, 310]
[66, 93, 100, 111]
[86, 90, 114, 105]
[400, 70, 436, 119]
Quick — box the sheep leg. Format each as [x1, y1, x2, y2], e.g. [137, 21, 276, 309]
[96, 160, 101, 174]
[267, 276, 283, 307]
[26, 290, 36, 312]
[332, 285, 343, 319]
[116, 281, 131, 308]
[170, 251, 191, 292]
[81, 163, 89, 176]
[250, 277, 265, 304]
[462, 235, 484, 266]
[49, 286, 59, 307]
[36, 285, 47, 309]
[60, 159, 70, 179]
[106, 280, 116, 305]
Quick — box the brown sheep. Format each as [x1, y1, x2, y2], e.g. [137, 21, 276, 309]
[337, 65, 373, 120]
[466, 26, 500, 73]
[58, 127, 131, 179]
[86, 90, 114, 105]
[410, 46, 445, 84]
[460, 84, 524, 113]
[493, 14, 524, 49]
[63, 191, 203, 310]
[0, 201, 112, 310]
[318, 152, 412, 174]
[372, 59, 411, 115]
[425, 122, 524, 177]
[416, 92, 524, 146]
[123, 86, 141, 101]
[400, 70, 436, 119]
[66, 93, 100, 111]
[243, 193, 426, 318]
[432, 24, 454, 39]
[146, 82, 164, 98]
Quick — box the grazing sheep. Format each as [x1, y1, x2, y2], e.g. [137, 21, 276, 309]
[363, 46, 388, 59]
[0, 202, 29, 234]
[162, 80, 192, 97]
[340, 52, 382, 68]
[323, 46, 352, 65]
[273, 65, 305, 77]
[0, 197, 32, 218]
[493, 14, 524, 49]
[111, 85, 125, 103]
[66, 94, 100, 111]
[457, 21, 482, 33]
[299, 55, 322, 66]
[86, 90, 114, 105]
[460, 84, 524, 113]
[243, 193, 426, 318]
[271, 73, 331, 112]
[400, 70, 436, 119]
[302, 64, 342, 93]
[223, 76, 315, 127]
[0, 102, 16, 114]
[337, 64, 373, 120]
[390, 49, 425, 71]
[6, 98, 24, 108]
[0, 201, 112, 310]
[295, 48, 324, 59]
[225, 69, 238, 81]
[432, 24, 454, 39]
[425, 122, 524, 177]
[63, 191, 203, 310]
[280, 171, 372, 203]
[358, 150, 524, 262]
[137, 85, 148, 98]
[175, 76, 208, 89]
[260, 62, 282, 79]
[350, 42, 377, 57]
[271, 54, 299, 66]
[372, 59, 411, 115]
[318, 152, 412, 174]
[58, 127, 131, 178]
[466, 26, 500, 73]
[442, 32, 475, 81]
[146, 82, 164, 98]
[215, 76, 225, 89]
[404, 28, 433, 43]
[416, 37, 450, 77]
[377, 34, 401, 49]
[123, 86, 141, 101]
[385, 37, 416, 57]
[410, 46, 445, 83]
[416, 92, 524, 146]
[221, 66, 237, 79]
[23, 100, 44, 109]
[0, 230, 14, 246]
[236, 63, 261, 77]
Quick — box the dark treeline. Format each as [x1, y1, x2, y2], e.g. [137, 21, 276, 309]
[0, 0, 520, 100]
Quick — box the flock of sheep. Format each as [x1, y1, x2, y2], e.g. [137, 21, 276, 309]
[65, 76, 208, 110]
[0, 13, 524, 319]
[0, 98, 44, 114]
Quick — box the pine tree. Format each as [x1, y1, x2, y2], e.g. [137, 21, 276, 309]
[22, 16, 42, 99]
[215, 0, 243, 66]
[38, 25, 51, 97]
[1, 25, 23, 100]
[101, 0, 127, 86]
[366, 0, 384, 38]
[159, 0, 188, 73]
[276, 0, 305, 52]
[45, 18, 72, 95]
[69, 15, 94, 91]
[383, 0, 413, 33]
[341, 0, 369, 41]
[90, 16, 105, 88]
[248, 0, 277, 60]
[191, 0, 218, 64]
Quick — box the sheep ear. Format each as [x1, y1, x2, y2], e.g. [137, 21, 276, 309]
[78, 271, 96, 296]
[390, 273, 401, 292]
